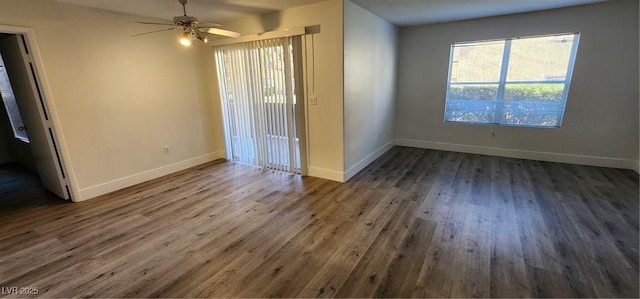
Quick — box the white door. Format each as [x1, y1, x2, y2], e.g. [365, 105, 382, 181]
[0, 35, 69, 199]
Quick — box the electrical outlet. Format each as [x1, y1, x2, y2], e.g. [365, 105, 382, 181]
[309, 96, 318, 105]
[164, 146, 170, 155]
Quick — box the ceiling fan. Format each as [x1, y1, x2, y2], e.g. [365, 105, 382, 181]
[133, 0, 241, 46]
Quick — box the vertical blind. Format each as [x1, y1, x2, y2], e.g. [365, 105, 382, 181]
[214, 36, 306, 174]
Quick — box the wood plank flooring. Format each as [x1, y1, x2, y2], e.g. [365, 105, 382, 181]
[0, 164, 61, 211]
[0, 146, 638, 298]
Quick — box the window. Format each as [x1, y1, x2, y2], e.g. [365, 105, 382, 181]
[0, 52, 28, 142]
[444, 33, 580, 127]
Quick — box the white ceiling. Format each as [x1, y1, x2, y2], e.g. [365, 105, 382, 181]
[53, 0, 608, 26]
[351, 0, 608, 26]
[53, 0, 327, 23]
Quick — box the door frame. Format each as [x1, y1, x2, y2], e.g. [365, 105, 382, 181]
[0, 25, 78, 201]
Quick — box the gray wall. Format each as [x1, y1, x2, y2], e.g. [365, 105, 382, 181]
[395, 0, 639, 168]
[344, 0, 398, 179]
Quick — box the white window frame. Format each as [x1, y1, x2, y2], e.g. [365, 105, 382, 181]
[444, 32, 581, 128]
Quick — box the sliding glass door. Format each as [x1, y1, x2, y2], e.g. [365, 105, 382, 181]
[215, 36, 306, 174]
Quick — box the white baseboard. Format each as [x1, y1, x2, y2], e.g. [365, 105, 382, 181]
[344, 141, 394, 181]
[77, 150, 226, 201]
[396, 138, 637, 171]
[308, 166, 345, 183]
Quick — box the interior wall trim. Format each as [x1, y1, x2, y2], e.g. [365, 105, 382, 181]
[308, 166, 345, 183]
[344, 140, 394, 181]
[396, 138, 638, 171]
[210, 27, 307, 46]
[77, 150, 226, 201]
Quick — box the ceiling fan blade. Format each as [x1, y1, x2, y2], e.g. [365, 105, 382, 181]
[136, 21, 176, 26]
[198, 22, 223, 27]
[204, 28, 241, 38]
[132, 27, 176, 37]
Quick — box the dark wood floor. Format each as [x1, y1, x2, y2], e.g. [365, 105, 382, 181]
[0, 146, 638, 298]
[0, 164, 63, 210]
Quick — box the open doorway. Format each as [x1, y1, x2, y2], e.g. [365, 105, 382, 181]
[0, 33, 71, 201]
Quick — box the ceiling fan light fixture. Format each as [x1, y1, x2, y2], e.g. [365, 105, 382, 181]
[179, 32, 192, 47]
[197, 33, 208, 44]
